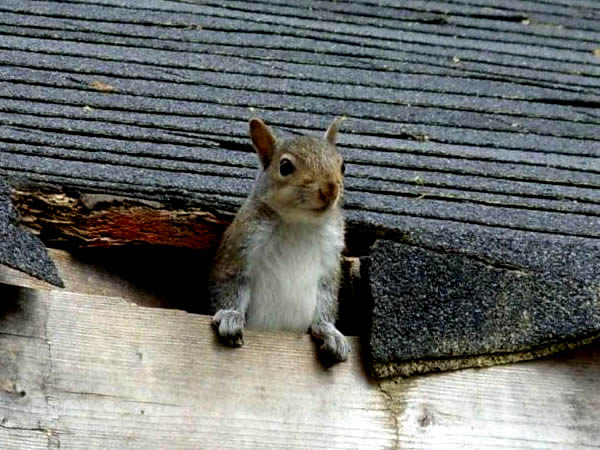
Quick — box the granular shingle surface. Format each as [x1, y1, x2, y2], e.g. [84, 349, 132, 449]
[0, 180, 62, 287]
[369, 232, 600, 378]
[0, 0, 597, 240]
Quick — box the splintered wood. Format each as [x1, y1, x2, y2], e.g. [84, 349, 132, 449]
[12, 189, 228, 250]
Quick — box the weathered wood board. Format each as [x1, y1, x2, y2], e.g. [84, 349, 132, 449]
[0, 286, 396, 449]
[0, 282, 599, 448]
[2, 0, 599, 365]
[382, 343, 600, 448]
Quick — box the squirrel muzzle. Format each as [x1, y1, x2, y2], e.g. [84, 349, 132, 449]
[316, 182, 340, 211]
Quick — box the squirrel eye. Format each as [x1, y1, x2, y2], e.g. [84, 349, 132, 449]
[341, 162, 346, 175]
[279, 158, 295, 176]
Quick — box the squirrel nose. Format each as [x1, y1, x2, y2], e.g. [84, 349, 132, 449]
[318, 182, 338, 204]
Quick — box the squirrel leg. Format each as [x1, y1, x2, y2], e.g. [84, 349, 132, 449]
[212, 309, 245, 347]
[310, 322, 350, 362]
[311, 269, 350, 362]
[210, 275, 250, 348]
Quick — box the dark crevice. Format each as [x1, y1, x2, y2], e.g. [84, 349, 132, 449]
[0, 330, 44, 340]
[54, 388, 179, 406]
[344, 229, 378, 256]
[338, 254, 374, 337]
[460, 13, 529, 22]
[535, 97, 600, 109]
[0, 423, 48, 433]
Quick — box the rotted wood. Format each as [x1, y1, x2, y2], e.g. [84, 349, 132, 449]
[12, 188, 228, 250]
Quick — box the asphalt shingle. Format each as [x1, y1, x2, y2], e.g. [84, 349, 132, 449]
[0, 180, 62, 287]
[368, 232, 600, 378]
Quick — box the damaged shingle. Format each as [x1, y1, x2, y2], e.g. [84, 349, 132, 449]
[368, 230, 600, 378]
[0, 180, 63, 287]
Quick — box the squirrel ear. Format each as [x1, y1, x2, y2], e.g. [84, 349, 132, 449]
[249, 118, 277, 168]
[325, 116, 346, 145]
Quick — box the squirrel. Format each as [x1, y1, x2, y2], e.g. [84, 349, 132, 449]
[208, 117, 350, 363]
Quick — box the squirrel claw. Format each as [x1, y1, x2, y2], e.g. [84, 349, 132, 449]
[212, 309, 245, 348]
[320, 334, 350, 362]
[224, 334, 244, 348]
[311, 322, 350, 363]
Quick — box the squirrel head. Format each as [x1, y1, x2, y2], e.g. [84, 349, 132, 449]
[248, 117, 346, 224]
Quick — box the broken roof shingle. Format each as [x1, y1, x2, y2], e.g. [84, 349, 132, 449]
[369, 231, 600, 378]
[0, 180, 63, 287]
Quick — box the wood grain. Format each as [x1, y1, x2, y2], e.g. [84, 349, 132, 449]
[0, 286, 396, 449]
[382, 345, 600, 448]
[1, 284, 600, 448]
[0, 429, 48, 450]
[1, 277, 600, 448]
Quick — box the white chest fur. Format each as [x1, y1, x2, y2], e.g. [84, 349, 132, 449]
[245, 220, 342, 332]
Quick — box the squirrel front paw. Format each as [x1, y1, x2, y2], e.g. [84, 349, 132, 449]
[212, 309, 245, 348]
[310, 322, 351, 363]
